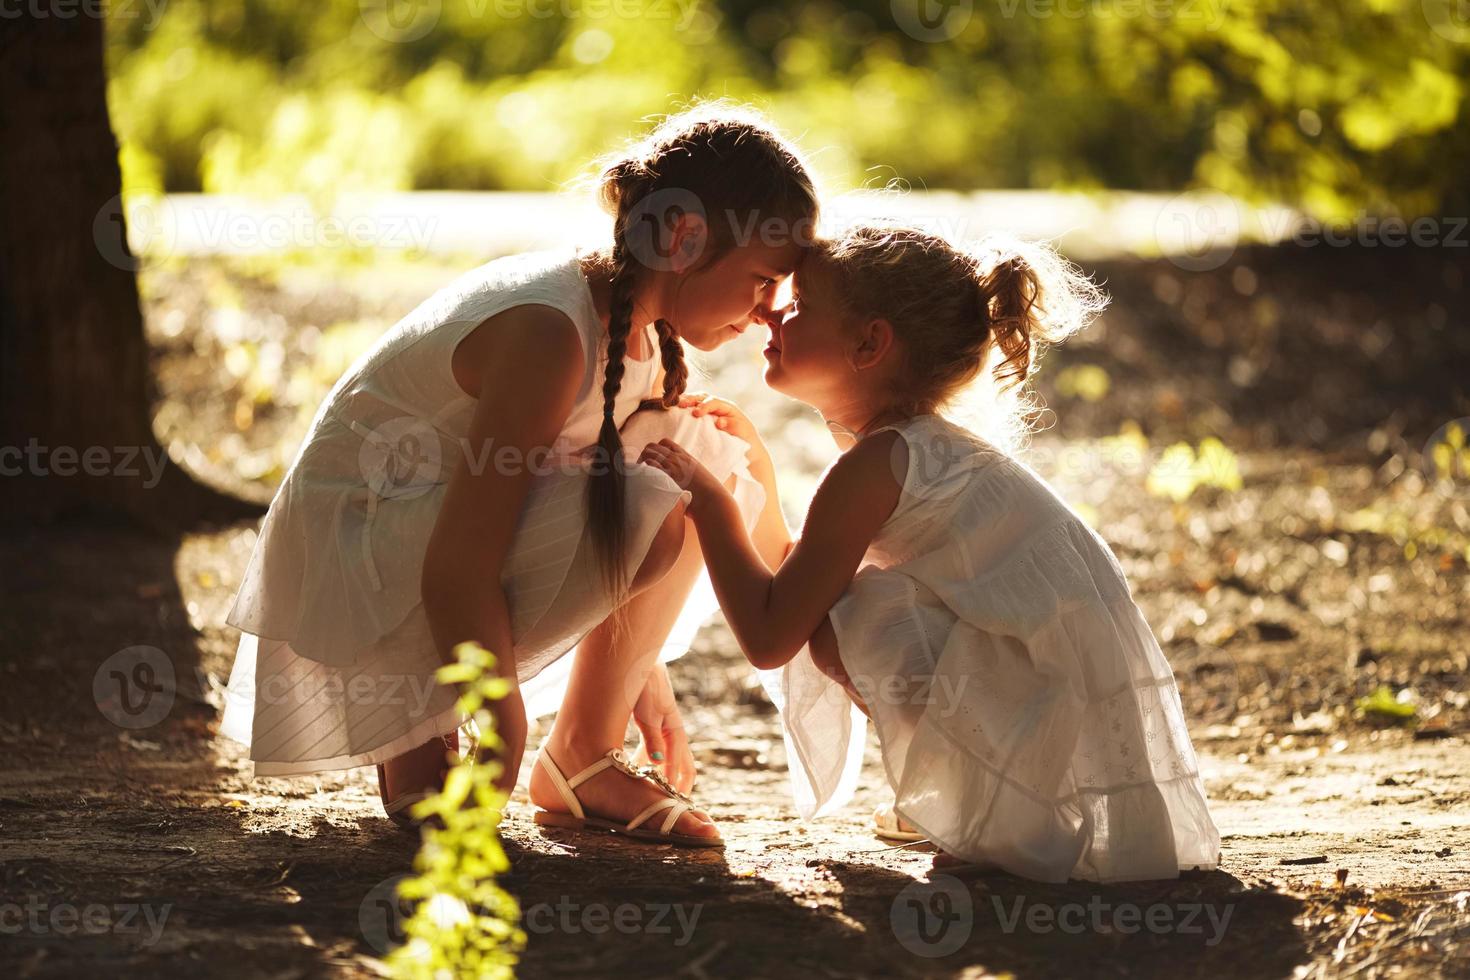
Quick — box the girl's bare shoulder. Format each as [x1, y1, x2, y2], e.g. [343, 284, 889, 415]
[808, 430, 906, 527]
[450, 304, 584, 399]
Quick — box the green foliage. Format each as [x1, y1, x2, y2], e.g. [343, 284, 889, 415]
[1354, 685, 1418, 726]
[1427, 420, 1470, 493]
[1146, 437, 1243, 502]
[1055, 364, 1111, 402]
[385, 642, 525, 979]
[105, 0, 1468, 218]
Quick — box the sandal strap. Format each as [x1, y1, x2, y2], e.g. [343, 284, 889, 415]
[566, 756, 616, 790]
[540, 747, 698, 838]
[534, 748, 587, 820]
[626, 797, 687, 835]
[536, 748, 640, 819]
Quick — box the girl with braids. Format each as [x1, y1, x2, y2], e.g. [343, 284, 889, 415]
[641, 225, 1222, 880]
[220, 104, 816, 846]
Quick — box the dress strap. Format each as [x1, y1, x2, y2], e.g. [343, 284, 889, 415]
[866, 415, 922, 438]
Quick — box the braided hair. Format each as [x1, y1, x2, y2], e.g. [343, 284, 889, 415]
[585, 104, 818, 611]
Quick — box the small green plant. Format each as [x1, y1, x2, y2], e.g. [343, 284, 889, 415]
[1354, 685, 1418, 727]
[385, 642, 525, 979]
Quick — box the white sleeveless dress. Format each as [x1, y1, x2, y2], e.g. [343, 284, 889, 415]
[220, 247, 765, 776]
[759, 414, 1221, 884]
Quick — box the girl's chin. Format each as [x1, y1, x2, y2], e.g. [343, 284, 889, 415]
[686, 326, 736, 352]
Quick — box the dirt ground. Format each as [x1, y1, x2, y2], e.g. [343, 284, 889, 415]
[2, 242, 1468, 978]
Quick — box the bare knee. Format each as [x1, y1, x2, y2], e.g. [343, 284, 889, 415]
[630, 503, 688, 593]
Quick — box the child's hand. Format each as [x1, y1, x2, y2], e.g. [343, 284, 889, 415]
[679, 392, 763, 450]
[639, 438, 726, 507]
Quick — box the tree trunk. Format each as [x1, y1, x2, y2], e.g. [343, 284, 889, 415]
[0, 13, 263, 532]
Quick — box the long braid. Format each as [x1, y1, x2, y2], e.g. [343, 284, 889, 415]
[587, 238, 639, 604]
[651, 318, 688, 407]
[581, 103, 820, 629]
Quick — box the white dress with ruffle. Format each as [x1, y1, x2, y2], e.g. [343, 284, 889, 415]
[760, 414, 1221, 883]
[219, 248, 765, 776]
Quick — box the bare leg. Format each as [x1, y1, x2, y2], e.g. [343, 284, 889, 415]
[378, 493, 689, 815]
[812, 618, 927, 840]
[376, 732, 458, 812]
[808, 614, 872, 719]
[528, 489, 732, 839]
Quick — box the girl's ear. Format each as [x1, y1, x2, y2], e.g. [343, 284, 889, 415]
[669, 212, 710, 274]
[851, 316, 896, 371]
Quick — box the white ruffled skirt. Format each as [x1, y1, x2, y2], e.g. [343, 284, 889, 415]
[220, 406, 764, 776]
[761, 522, 1222, 885]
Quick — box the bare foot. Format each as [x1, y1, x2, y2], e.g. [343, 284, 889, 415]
[528, 739, 721, 841]
[378, 733, 458, 812]
[930, 851, 1003, 878]
[873, 802, 925, 840]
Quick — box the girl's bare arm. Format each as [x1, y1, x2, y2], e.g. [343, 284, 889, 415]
[421, 305, 584, 778]
[646, 431, 905, 669]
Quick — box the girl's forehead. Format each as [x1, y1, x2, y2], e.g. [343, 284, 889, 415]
[738, 239, 803, 274]
[793, 252, 839, 295]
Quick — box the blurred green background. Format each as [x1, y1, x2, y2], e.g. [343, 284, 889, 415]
[107, 0, 1468, 221]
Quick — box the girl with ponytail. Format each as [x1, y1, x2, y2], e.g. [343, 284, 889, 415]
[220, 103, 817, 846]
[641, 224, 1222, 881]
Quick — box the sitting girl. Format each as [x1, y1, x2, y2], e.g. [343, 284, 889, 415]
[639, 225, 1222, 883]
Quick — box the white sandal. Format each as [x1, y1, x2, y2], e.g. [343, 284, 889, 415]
[532, 747, 724, 849]
[873, 803, 928, 843]
[378, 773, 432, 829]
[377, 731, 460, 830]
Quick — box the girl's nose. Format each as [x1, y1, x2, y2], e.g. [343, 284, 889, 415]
[752, 304, 785, 329]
